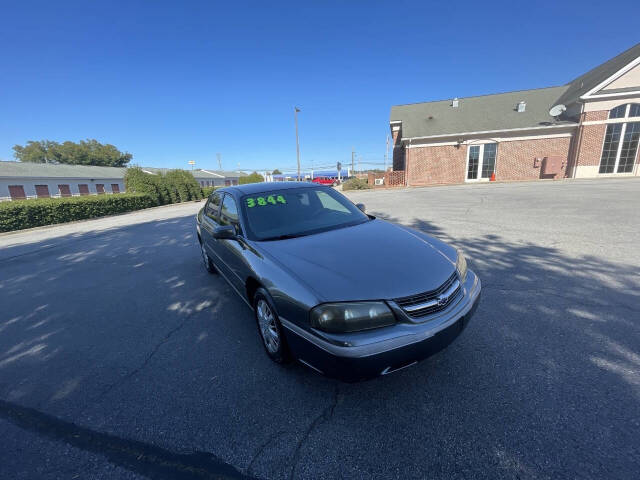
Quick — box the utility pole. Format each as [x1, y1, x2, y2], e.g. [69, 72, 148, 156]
[351, 148, 355, 177]
[216, 153, 222, 170]
[295, 107, 301, 181]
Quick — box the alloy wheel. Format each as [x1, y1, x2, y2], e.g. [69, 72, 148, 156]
[256, 299, 280, 353]
[201, 243, 210, 268]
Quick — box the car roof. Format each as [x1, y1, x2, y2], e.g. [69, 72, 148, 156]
[221, 181, 319, 196]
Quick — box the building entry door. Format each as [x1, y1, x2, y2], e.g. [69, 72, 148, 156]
[466, 143, 497, 180]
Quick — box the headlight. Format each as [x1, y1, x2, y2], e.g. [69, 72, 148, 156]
[310, 302, 396, 333]
[456, 249, 468, 283]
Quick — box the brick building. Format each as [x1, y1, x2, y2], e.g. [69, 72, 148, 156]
[390, 43, 640, 186]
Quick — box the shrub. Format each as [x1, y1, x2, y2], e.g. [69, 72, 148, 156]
[0, 194, 156, 232]
[125, 167, 202, 204]
[239, 172, 264, 185]
[164, 170, 203, 202]
[201, 186, 219, 197]
[342, 178, 371, 191]
[124, 167, 163, 204]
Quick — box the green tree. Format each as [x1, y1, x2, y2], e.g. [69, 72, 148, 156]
[271, 168, 282, 174]
[12, 141, 58, 163]
[13, 139, 132, 167]
[239, 172, 264, 185]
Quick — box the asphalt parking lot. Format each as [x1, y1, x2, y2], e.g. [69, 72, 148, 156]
[1, 178, 639, 479]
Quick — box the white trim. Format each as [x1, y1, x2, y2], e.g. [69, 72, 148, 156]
[402, 124, 575, 141]
[583, 116, 640, 126]
[581, 55, 640, 99]
[405, 132, 572, 148]
[584, 90, 640, 100]
[406, 141, 458, 148]
[389, 120, 402, 124]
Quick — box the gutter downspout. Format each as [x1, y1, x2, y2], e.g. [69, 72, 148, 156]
[570, 104, 586, 179]
[405, 139, 411, 187]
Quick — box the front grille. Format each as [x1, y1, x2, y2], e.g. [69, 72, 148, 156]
[393, 271, 462, 318]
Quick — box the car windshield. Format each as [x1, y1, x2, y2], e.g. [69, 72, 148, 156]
[241, 186, 369, 240]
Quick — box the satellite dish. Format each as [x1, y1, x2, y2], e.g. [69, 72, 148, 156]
[549, 104, 566, 117]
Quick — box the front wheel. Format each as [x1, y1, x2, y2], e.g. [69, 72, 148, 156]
[200, 241, 216, 274]
[254, 288, 291, 363]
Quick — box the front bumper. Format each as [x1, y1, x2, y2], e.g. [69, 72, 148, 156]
[281, 271, 481, 382]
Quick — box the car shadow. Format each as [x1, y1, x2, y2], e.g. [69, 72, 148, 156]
[1, 211, 639, 479]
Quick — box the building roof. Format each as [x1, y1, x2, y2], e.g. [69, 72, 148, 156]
[390, 85, 574, 139]
[141, 167, 247, 178]
[0, 161, 126, 179]
[555, 42, 640, 107]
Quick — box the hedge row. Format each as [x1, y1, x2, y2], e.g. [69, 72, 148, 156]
[0, 194, 156, 232]
[201, 186, 219, 197]
[124, 167, 203, 205]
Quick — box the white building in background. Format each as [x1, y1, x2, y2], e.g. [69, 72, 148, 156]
[0, 162, 126, 201]
[0, 162, 249, 201]
[140, 167, 247, 187]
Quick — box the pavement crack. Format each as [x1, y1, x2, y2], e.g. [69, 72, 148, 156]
[0, 398, 255, 479]
[246, 430, 286, 475]
[94, 308, 197, 403]
[288, 383, 340, 480]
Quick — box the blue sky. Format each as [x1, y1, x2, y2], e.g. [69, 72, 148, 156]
[1, 0, 639, 173]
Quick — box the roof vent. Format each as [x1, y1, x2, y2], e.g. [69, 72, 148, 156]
[517, 101, 526, 113]
[451, 98, 459, 108]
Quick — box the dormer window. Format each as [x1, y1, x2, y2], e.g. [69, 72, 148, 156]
[517, 101, 526, 113]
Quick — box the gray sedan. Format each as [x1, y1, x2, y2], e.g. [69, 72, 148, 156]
[196, 182, 481, 381]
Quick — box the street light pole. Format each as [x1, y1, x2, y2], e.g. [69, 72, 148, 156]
[295, 107, 301, 181]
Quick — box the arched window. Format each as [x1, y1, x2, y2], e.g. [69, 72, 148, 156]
[599, 103, 640, 174]
[608, 103, 640, 119]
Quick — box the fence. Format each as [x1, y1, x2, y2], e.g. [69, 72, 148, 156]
[367, 171, 405, 188]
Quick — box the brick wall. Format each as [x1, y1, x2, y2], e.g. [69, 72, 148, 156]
[583, 110, 608, 122]
[496, 137, 572, 180]
[392, 129, 405, 171]
[575, 123, 607, 166]
[575, 110, 609, 169]
[407, 145, 467, 186]
[405, 137, 572, 186]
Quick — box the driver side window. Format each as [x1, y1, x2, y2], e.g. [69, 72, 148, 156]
[205, 192, 222, 221]
[220, 194, 242, 235]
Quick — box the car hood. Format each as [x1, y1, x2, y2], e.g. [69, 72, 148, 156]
[257, 219, 456, 302]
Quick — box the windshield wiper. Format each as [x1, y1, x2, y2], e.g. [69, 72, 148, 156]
[261, 233, 308, 241]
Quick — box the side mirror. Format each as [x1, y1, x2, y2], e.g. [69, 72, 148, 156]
[356, 203, 366, 213]
[213, 225, 236, 240]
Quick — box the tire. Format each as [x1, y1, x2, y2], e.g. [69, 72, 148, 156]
[199, 240, 216, 274]
[254, 288, 291, 363]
